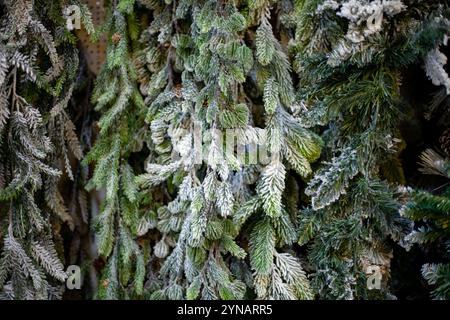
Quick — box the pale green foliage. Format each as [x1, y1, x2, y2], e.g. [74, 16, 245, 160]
[305, 147, 359, 210]
[250, 218, 276, 275]
[84, 0, 147, 299]
[257, 157, 285, 218]
[256, 9, 276, 66]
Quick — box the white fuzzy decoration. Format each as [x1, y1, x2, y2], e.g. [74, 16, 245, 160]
[382, 0, 406, 16]
[346, 25, 365, 43]
[316, 0, 340, 13]
[425, 48, 450, 95]
[336, 0, 406, 39]
[319, 0, 406, 42]
[320, 0, 406, 66]
[338, 0, 367, 23]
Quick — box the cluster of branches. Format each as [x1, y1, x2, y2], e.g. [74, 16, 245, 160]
[295, 0, 450, 299]
[0, 0, 85, 299]
[1, 0, 450, 300]
[86, 0, 321, 300]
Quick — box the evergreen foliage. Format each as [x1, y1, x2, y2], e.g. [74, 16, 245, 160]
[131, 0, 320, 300]
[83, 0, 146, 299]
[295, 0, 450, 299]
[0, 0, 86, 299]
[402, 149, 450, 299]
[0, 0, 449, 301]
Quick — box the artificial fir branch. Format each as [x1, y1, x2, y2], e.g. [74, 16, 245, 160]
[1, 0, 449, 301]
[0, 0, 86, 299]
[294, 0, 450, 299]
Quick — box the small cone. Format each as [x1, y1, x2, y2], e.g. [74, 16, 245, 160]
[439, 128, 450, 157]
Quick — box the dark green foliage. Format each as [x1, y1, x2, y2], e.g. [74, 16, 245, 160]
[403, 149, 450, 299]
[295, 0, 450, 299]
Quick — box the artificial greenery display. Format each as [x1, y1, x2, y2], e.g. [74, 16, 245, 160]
[0, 0, 449, 300]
